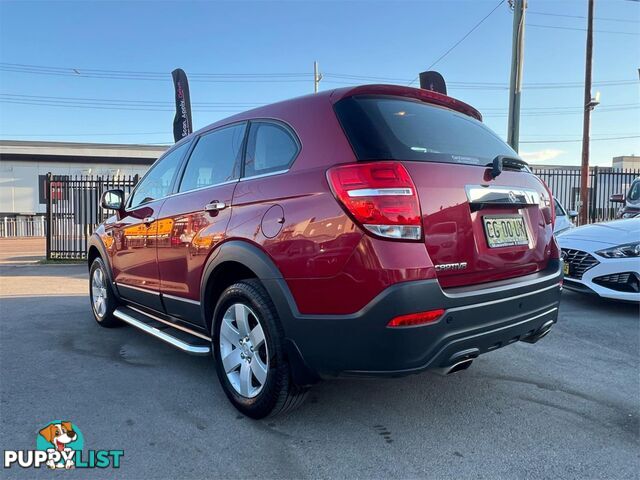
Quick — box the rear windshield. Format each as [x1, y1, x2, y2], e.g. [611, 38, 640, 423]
[334, 95, 518, 166]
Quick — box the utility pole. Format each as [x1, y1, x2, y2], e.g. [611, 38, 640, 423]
[313, 61, 322, 93]
[579, 0, 595, 226]
[507, 0, 526, 152]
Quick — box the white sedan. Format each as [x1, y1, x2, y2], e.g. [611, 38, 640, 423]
[558, 218, 640, 302]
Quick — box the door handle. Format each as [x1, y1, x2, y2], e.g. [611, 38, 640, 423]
[143, 217, 155, 225]
[204, 201, 227, 213]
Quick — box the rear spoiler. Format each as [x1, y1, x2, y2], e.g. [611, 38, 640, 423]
[330, 84, 483, 121]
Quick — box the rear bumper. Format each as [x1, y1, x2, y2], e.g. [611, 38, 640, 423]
[267, 260, 562, 380]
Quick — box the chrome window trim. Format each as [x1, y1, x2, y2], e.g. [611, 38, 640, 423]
[239, 169, 290, 182]
[162, 292, 201, 306]
[164, 179, 239, 199]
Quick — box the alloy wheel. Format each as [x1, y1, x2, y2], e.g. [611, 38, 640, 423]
[219, 303, 269, 398]
[91, 267, 108, 318]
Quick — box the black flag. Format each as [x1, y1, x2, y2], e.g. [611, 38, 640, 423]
[171, 68, 193, 142]
[419, 71, 447, 95]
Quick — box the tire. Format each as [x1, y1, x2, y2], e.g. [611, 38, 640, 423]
[212, 279, 308, 419]
[89, 257, 122, 328]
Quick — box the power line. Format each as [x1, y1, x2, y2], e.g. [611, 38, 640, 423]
[4, 93, 637, 114]
[527, 23, 640, 35]
[528, 11, 640, 23]
[6, 93, 640, 109]
[2, 96, 636, 117]
[324, 75, 636, 90]
[520, 135, 640, 143]
[1, 62, 636, 91]
[0, 93, 264, 107]
[1, 132, 168, 137]
[408, 0, 506, 86]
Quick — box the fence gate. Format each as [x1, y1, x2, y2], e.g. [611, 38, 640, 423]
[45, 173, 138, 260]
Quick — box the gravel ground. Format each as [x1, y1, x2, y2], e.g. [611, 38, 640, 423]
[0, 264, 638, 479]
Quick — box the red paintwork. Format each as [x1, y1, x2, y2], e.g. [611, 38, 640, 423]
[156, 183, 236, 307]
[109, 199, 165, 291]
[102, 85, 554, 317]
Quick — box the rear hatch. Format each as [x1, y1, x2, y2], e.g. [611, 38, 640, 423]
[334, 92, 554, 288]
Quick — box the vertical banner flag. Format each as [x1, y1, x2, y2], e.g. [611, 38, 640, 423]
[419, 71, 447, 95]
[171, 68, 193, 142]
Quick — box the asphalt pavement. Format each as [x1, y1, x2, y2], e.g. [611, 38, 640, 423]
[0, 264, 638, 479]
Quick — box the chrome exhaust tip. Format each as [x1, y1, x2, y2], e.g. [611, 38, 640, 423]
[433, 358, 474, 376]
[521, 320, 554, 344]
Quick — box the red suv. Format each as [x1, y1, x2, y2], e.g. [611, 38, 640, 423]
[89, 85, 562, 418]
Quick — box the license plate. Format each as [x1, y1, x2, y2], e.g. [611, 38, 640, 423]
[483, 215, 529, 248]
[563, 262, 570, 276]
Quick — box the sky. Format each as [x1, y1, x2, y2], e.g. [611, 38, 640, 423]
[0, 0, 638, 166]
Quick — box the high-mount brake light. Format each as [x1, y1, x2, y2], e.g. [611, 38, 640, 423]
[327, 162, 422, 240]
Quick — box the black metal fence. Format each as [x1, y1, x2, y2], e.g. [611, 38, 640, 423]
[43, 168, 638, 259]
[532, 167, 639, 225]
[45, 173, 138, 260]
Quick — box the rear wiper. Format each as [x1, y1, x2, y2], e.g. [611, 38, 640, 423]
[486, 155, 530, 179]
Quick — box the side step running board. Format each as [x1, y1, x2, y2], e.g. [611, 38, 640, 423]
[113, 307, 211, 356]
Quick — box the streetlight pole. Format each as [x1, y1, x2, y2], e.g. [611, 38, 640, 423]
[507, 0, 526, 152]
[579, 0, 595, 225]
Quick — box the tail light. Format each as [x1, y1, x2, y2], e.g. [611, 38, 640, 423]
[327, 161, 422, 240]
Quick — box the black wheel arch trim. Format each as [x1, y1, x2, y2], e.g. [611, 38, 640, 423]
[199, 240, 320, 385]
[87, 234, 122, 302]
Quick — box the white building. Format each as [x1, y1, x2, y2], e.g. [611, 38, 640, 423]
[612, 155, 640, 170]
[0, 140, 166, 217]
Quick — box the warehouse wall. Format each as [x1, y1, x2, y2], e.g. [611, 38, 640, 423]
[0, 160, 151, 215]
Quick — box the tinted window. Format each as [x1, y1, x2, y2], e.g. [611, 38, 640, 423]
[179, 123, 246, 192]
[244, 122, 299, 177]
[335, 96, 517, 166]
[628, 180, 640, 202]
[554, 198, 567, 217]
[129, 142, 189, 208]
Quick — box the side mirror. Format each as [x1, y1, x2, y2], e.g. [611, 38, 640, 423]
[101, 189, 125, 211]
[567, 210, 578, 219]
[609, 193, 625, 203]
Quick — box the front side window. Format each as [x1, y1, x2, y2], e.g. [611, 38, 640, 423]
[335, 96, 518, 166]
[129, 142, 189, 208]
[244, 122, 299, 177]
[179, 123, 246, 192]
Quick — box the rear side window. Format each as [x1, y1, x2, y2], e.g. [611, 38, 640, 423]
[335, 96, 517, 166]
[179, 123, 246, 192]
[244, 122, 299, 177]
[129, 142, 189, 208]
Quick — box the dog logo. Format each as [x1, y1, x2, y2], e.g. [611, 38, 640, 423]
[37, 421, 82, 469]
[3, 420, 123, 470]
